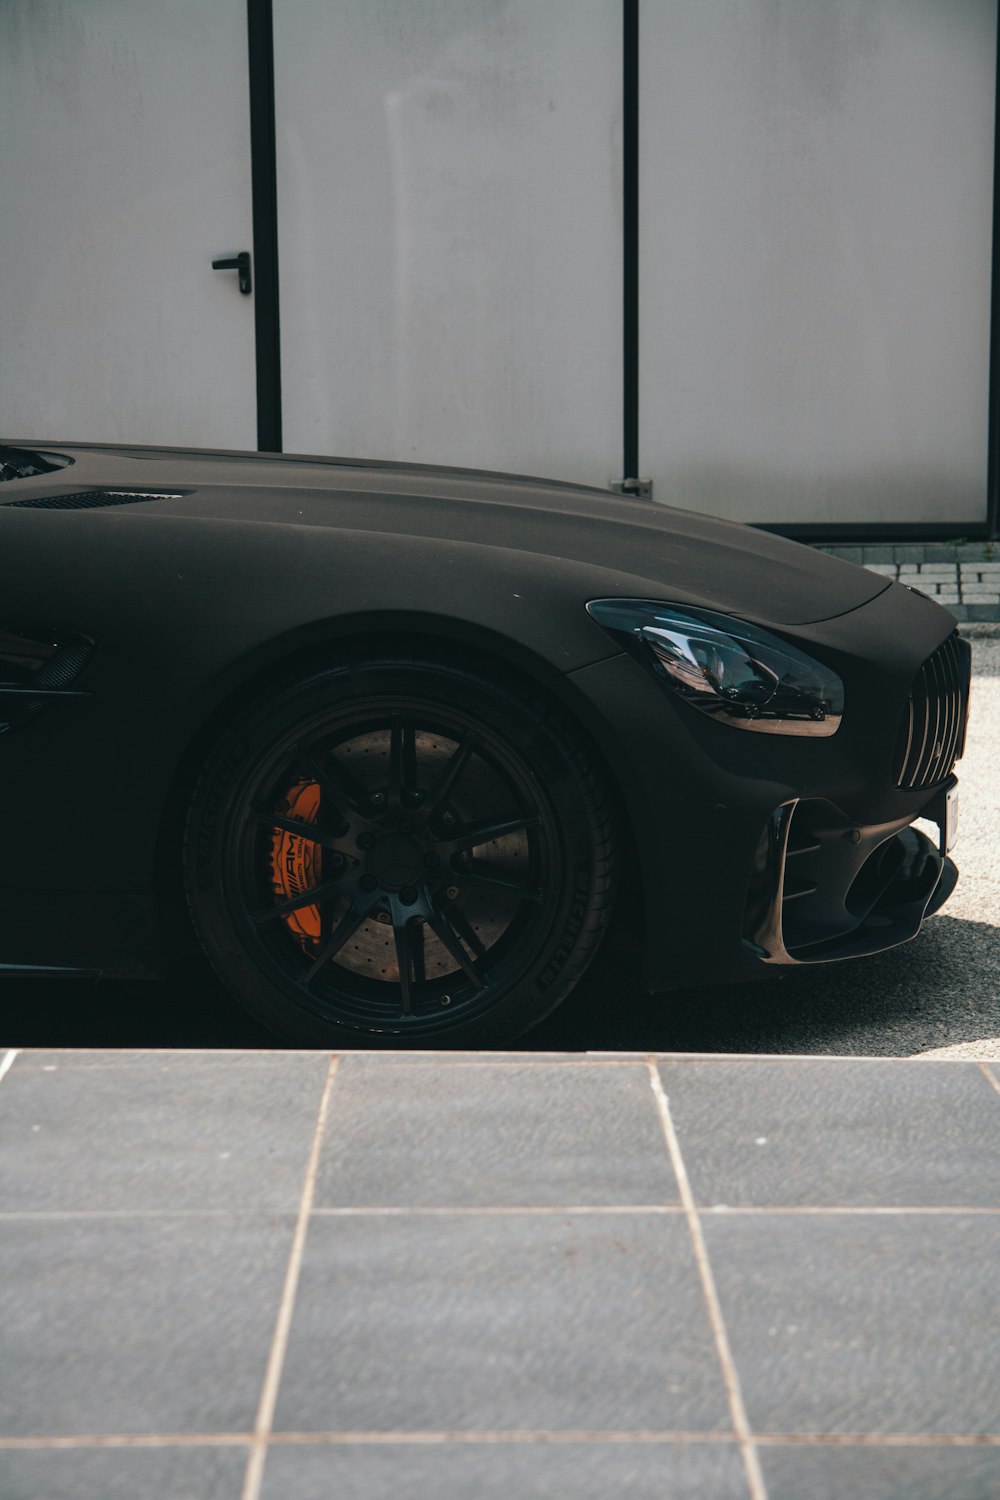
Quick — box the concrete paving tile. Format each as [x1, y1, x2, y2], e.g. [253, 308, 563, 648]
[760, 1443, 1000, 1499]
[0, 1053, 328, 1211]
[259, 1441, 751, 1499]
[703, 1215, 1000, 1435]
[276, 1214, 730, 1434]
[0, 1445, 247, 1500]
[1, 1217, 292, 1436]
[316, 1063, 677, 1208]
[9, 1049, 320, 1071]
[658, 1059, 1000, 1207]
[336, 1052, 650, 1065]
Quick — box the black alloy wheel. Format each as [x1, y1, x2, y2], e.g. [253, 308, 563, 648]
[184, 657, 617, 1045]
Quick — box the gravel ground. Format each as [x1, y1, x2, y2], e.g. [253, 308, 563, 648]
[4, 630, 998, 1058]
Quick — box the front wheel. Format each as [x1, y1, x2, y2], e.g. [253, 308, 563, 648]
[183, 657, 617, 1046]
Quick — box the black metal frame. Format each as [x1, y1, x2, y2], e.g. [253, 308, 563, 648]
[986, 4, 1000, 541]
[623, 0, 640, 489]
[757, 521, 990, 545]
[247, 0, 282, 452]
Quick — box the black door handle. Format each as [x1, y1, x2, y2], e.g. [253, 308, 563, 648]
[211, 251, 252, 295]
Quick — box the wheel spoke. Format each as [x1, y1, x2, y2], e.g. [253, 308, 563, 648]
[448, 813, 539, 853]
[387, 713, 404, 802]
[304, 897, 375, 984]
[452, 859, 543, 903]
[425, 903, 487, 990]
[384, 715, 419, 804]
[392, 914, 415, 1015]
[294, 744, 370, 821]
[250, 811, 344, 851]
[447, 906, 489, 962]
[252, 877, 349, 925]
[423, 734, 476, 821]
[410, 918, 427, 985]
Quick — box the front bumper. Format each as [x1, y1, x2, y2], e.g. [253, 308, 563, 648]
[567, 580, 970, 994]
[741, 780, 958, 967]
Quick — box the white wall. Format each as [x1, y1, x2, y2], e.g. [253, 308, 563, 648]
[0, 0, 257, 449]
[640, 0, 996, 526]
[1, 1, 995, 528]
[274, 0, 623, 489]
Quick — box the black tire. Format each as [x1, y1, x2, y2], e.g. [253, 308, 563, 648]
[183, 656, 616, 1046]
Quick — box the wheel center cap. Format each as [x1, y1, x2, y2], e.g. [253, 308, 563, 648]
[369, 833, 424, 889]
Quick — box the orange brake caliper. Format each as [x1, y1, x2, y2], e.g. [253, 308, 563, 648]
[269, 779, 323, 951]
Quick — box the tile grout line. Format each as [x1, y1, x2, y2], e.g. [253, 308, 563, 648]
[314, 1204, 999, 1217]
[3, 1204, 999, 1222]
[0, 1048, 20, 1085]
[6, 1429, 1000, 1451]
[240, 1052, 340, 1500]
[647, 1060, 768, 1500]
[977, 1062, 1000, 1099]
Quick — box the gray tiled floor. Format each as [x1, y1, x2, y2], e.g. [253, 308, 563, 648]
[3, 1048, 1000, 1500]
[315, 1060, 678, 1207]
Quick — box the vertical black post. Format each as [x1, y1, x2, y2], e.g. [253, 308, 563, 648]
[623, 0, 640, 488]
[988, 12, 1000, 539]
[247, 0, 282, 452]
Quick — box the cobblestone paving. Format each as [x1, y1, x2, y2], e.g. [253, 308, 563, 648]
[815, 543, 1000, 621]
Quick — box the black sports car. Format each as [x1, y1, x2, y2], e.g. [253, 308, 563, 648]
[0, 441, 971, 1046]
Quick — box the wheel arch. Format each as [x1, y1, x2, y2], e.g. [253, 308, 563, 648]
[152, 611, 643, 962]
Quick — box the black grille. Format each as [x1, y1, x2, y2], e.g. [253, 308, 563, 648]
[893, 633, 971, 789]
[5, 490, 183, 511]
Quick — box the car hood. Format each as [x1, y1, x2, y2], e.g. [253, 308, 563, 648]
[3, 442, 888, 625]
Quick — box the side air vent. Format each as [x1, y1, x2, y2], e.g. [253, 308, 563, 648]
[892, 632, 972, 789]
[6, 490, 185, 511]
[0, 627, 95, 734]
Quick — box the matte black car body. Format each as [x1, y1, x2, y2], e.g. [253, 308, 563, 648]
[0, 442, 968, 1038]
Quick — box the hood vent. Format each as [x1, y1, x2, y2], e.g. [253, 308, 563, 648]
[0, 446, 73, 482]
[5, 489, 185, 511]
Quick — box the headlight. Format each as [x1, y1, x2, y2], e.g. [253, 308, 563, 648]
[587, 599, 843, 736]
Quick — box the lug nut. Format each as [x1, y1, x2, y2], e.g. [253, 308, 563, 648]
[440, 994, 452, 1007]
[442, 811, 456, 827]
[375, 910, 391, 925]
[371, 791, 385, 807]
[445, 885, 460, 901]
